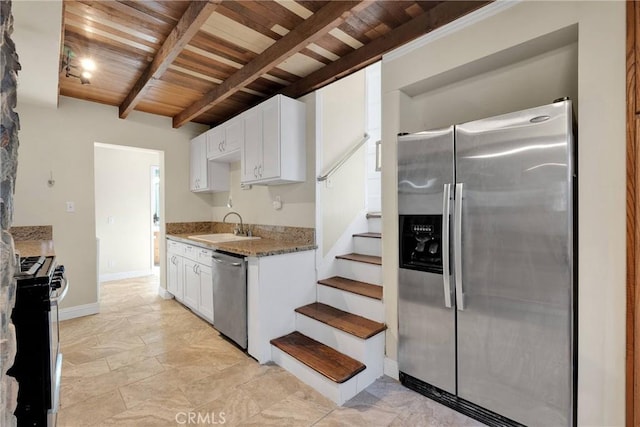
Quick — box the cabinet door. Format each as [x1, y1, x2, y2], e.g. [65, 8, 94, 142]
[190, 134, 208, 191]
[242, 107, 263, 182]
[261, 97, 280, 180]
[190, 137, 201, 191]
[198, 264, 214, 323]
[183, 259, 200, 311]
[167, 254, 184, 300]
[206, 126, 225, 159]
[225, 117, 244, 153]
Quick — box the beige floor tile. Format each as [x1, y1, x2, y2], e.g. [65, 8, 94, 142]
[61, 357, 165, 407]
[193, 387, 261, 427]
[57, 389, 126, 426]
[62, 358, 111, 380]
[118, 370, 190, 409]
[241, 394, 327, 426]
[179, 359, 271, 407]
[100, 394, 193, 426]
[238, 368, 306, 411]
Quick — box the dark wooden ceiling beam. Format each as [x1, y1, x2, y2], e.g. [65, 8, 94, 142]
[118, 0, 221, 119]
[281, 0, 491, 99]
[172, 0, 369, 128]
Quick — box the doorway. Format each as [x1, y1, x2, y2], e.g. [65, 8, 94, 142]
[151, 165, 160, 275]
[94, 143, 162, 283]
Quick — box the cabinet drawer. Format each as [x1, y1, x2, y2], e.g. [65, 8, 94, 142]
[167, 240, 185, 255]
[197, 248, 213, 266]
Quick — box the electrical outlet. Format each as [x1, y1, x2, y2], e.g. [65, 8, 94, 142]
[107, 216, 115, 224]
[107, 260, 115, 268]
[272, 196, 282, 210]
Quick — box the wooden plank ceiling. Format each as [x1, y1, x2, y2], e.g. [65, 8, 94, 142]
[60, 0, 489, 128]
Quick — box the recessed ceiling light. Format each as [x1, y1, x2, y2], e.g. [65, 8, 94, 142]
[80, 58, 96, 71]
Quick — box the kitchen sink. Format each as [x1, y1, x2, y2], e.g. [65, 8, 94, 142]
[188, 233, 260, 244]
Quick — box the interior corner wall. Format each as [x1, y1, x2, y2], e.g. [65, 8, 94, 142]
[320, 69, 366, 255]
[211, 92, 316, 228]
[380, 2, 625, 425]
[13, 96, 209, 310]
[94, 145, 160, 278]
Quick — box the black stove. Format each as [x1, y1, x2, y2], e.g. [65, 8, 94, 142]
[8, 255, 67, 427]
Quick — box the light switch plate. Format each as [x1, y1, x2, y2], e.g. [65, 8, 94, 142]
[66, 201, 75, 213]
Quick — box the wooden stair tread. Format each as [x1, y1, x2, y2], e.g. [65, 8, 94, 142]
[366, 212, 382, 219]
[353, 232, 381, 239]
[318, 276, 382, 300]
[271, 332, 365, 383]
[296, 303, 386, 339]
[336, 253, 382, 265]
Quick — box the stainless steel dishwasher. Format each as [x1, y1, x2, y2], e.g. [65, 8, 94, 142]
[212, 250, 247, 349]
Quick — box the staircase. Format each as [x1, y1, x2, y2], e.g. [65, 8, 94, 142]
[270, 213, 384, 405]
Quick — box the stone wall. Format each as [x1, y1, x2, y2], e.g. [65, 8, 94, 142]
[0, 0, 20, 425]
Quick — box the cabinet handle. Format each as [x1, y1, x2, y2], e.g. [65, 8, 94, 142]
[258, 164, 263, 177]
[222, 140, 226, 150]
[219, 141, 223, 152]
[254, 165, 258, 178]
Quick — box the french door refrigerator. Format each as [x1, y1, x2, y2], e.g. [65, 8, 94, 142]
[397, 99, 576, 427]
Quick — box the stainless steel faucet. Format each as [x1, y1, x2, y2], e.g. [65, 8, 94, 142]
[223, 211, 244, 235]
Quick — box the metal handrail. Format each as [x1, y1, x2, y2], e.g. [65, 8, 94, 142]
[317, 133, 370, 182]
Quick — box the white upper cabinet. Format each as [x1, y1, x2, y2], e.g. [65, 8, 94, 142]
[206, 114, 243, 162]
[241, 95, 306, 185]
[190, 134, 229, 193]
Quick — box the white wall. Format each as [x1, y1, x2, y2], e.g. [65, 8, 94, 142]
[94, 145, 160, 279]
[13, 97, 208, 309]
[211, 93, 316, 228]
[365, 63, 382, 212]
[381, 2, 624, 425]
[320, 70, 366, 255]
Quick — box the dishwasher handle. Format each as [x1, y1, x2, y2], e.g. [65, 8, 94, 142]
[212, 254, 243, 267]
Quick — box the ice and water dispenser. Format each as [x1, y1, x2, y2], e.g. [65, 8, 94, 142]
[399, 215, 443, 274]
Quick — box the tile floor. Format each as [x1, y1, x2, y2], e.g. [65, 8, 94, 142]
[58, 275, 484, 426]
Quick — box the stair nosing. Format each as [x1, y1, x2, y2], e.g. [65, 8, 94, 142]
[318, 276, 382, 300]
[336, 253, 382, 265]
[271, 332, 365, 383]
[295, 302, 386, 340]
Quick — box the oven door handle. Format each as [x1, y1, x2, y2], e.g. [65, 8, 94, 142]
[51, 279, 69, 305]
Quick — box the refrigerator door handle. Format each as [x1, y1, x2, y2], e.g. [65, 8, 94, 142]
[454, 182, 465, 310]
[442, 183, 452, 308]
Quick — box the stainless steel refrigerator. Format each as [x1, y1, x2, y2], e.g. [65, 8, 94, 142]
[397, 99, 576, 427]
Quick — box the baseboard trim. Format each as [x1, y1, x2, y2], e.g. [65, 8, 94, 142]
[384, 357, 399, 380]
[59, 303, 99, 321]
[158, 287, 173, 300]
[99, 270, 153, 282]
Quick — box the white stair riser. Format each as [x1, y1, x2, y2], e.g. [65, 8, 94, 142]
[271, 345, 359, 405]
[317, 284, 384, 322]
[367, 217, 382, 234]
[295, 314, 384, 393]
[353, 236, 381, 257]
[336, 259, 381, 286]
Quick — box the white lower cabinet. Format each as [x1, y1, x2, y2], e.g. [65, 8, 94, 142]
[167, 253, 184, 301]
[166, 240, 214, 323]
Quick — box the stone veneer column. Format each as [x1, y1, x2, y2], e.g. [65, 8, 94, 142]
[0, 0, 20, 425]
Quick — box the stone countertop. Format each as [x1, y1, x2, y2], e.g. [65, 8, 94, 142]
[167, 234, 316, 257]
[14, 240, 55, 257]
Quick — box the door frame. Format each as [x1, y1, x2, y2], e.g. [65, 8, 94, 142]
[626, 2, 638, 425]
